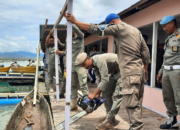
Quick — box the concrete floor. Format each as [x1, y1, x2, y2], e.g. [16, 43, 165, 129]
[49, 82, 180, 130]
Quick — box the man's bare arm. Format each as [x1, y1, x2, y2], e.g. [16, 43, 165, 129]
[45, 30, 53, 46]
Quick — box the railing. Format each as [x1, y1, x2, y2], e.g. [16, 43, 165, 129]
[33, 40, 40, 105]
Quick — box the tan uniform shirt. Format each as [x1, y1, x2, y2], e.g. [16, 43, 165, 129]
[46, 41, 65, 66]
[92, 53, 120, 91]
[88, 22, 151, 78]
[159, 28, 180, 74]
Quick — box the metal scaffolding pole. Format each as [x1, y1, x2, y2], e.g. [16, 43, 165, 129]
[65, 0, 73, 129]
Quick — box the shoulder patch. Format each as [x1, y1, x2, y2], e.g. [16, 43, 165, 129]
[175, 31, 179, 36]
[98, 24, 111, 37]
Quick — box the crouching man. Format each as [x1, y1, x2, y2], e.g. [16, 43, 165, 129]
[75, 53, 123, 130]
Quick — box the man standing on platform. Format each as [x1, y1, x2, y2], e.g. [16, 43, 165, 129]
[157, 15, 180, 129]
[65, 13, 150, 130]
[45, 30, 66, 98]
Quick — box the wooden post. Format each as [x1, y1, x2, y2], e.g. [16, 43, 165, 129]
[54, 28, 60, 102]
[65, 0, 73, 129]
[150, 22, 158, 88]
[33, 40, 40, 105]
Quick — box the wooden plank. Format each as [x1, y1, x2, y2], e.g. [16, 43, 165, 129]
[136, 0, 161, 9]
[0, 76, 43, 79]
[53, 0, 68, 29]
[0, 93, 28, 96]
[23, 73, 35, 76]
[43, 19, 48, 41]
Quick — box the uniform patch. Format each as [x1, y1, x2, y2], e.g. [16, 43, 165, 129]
[177, 35, 180, 39]
[175, 31, 179, 35]
[172, 46, 178, 52]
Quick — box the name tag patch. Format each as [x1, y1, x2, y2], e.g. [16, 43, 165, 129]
[172, 46, 178, 52]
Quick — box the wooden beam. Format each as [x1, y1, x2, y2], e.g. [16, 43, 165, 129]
[43, 19, 48, 41]
[45, 28, 66, 31]
[136, 0, 160, 10]
[53, 0, 68, 29]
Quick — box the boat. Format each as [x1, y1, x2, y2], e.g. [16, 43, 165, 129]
[0, 66, 11, 72]
[11, 66, 36, 73]
[5, 90, 54, 130]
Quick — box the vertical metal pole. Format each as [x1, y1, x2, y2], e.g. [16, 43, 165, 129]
[151, 22, 158, 88]
[54, 28, 59, 102]
[65, 0, 73, 129]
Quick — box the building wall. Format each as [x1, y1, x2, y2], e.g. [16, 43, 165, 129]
[123, 0, 180, 28]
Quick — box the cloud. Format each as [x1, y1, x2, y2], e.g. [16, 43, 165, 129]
[0, 0, 140, 53]
[5, 35, 26, 41]
[0, 36, 37, 53]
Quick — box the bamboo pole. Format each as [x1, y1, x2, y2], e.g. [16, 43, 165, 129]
[65, 0, 73, 129]
[33, 40, 40, 105]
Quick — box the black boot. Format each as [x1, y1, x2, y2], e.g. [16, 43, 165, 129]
[54, 94, 65, 99]
[160, 116, 179, 129]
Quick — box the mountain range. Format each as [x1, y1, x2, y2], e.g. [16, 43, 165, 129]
[0, 51, 44, 58]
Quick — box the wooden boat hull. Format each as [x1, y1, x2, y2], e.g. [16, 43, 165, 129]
[11, 66, 36, 73]
[0, 66, 10, 72]
[5, 90, 54, 130]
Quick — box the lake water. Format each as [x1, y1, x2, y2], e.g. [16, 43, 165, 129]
[0, 61, 43, 129]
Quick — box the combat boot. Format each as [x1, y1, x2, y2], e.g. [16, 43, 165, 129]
[49, 88, 54, 93]
[160, 116, 179, 129]
[96, 117, 115, 130]
[98, 116, 107, 123]
[70, 99, 78, 111]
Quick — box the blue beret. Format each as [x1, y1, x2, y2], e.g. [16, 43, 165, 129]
[160, 15, 175, 25]
[105, 13, 120, 24]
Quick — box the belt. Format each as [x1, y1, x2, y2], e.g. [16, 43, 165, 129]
[164, 65, 180, 70]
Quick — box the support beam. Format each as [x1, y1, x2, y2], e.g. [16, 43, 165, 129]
[107, 36, 114, 53]
[54, 0, 68, 29]
[65, 0, 73, 129]
[150, 22, 158, 88]
[43, 19, 48, 40]
[54, 28, 60, 102]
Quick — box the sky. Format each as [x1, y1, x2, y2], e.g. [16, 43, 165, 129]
[0, 0, 140, 53]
